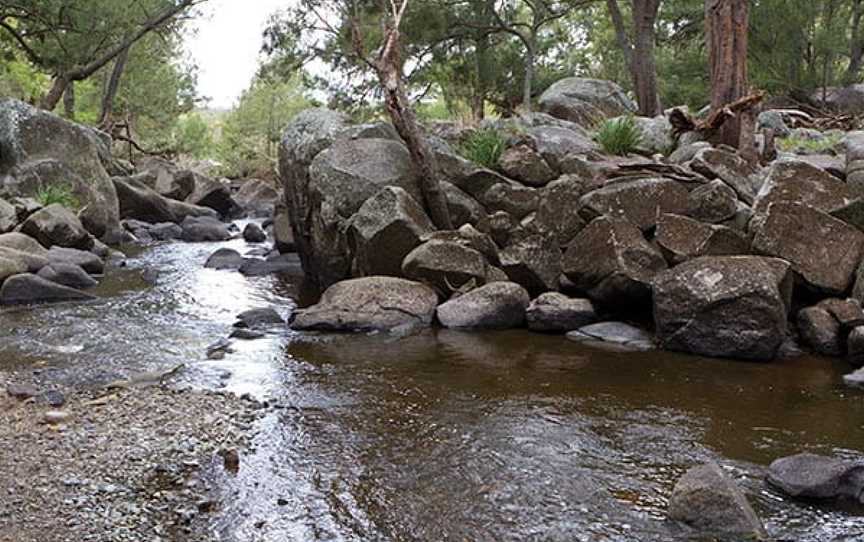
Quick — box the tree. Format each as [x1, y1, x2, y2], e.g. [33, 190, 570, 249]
[606, 0, 662, 115]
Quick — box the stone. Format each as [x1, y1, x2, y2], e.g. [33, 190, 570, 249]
[668, 463, 768, 539]
[487, 211, 520, 248]
[230, 328, 265, 340]
[497, 144, 556, 187]
[234, 179, 279, 218]
[563, 217, 667, 304]
[184, 172, 242, 218]
[481, 182, 540, 219]
[6, 383, 37, 400]
[138, 157, 195, 201]
[234, 308, 285, 328]
[0, 273, 95, 305]
[652, 256, 792, 360]
[37, 263, 98, 289]
[565, 321, 655, 351]
[42, 410, 72, 425]
[797, 306, 843, 356]
[526, 293, 596, 332]
[525, 125, 597, 173]
[20, 204, 92, 250]
[442, 181, 485, 228]
[655, 213, 750, 265]
[753, 159, 852, 217]
[751, 202, 864, 294]
[847, 131, 864, 197]
[691, 148, 761, 204]
[0, 255, 27, 283]
[436, 281, 530, 329]
[149, 222, 183, 241]
[0, 232, 48, 255]
[402, 238, 488, 294]
[535, 176, 588, 247]
[47, 247, 103, 274]
[687, 179, 738, 224]
[848, 326, 864, 366]
[205, 248, 245, 270]
[0, 99, 120, 237]
[239, 254, 302, 277]
[757, 110, 791, 137]
[669, 141, 711, 164]
[814, 85, 864, 114]
[538, 77, 636, 126]
[181, 216, 231, 242]
[0, 197, 16, 233]
[818, 298, 864, 330]
[499, 234, 561, 295]
[579, 178, 689, 231]
[290, 276, 438, 333]
[272, 202, 296, 253]
[348, 186, 434, 277]
[767, 453, 864, 502]
[243, 223, 267, 243]
[112, 175, 177, 224]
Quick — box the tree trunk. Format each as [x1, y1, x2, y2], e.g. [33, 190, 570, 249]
[522, 41, 535, 112]
[40, 76, 68, 111]
[63, 81, 75, 120]
[705, 0, 750, 149]
[606, 0, 634, 70]
[631, 0, 662, 116]
[848, 0, 864, 83]
[99, 45, 130, 131]
[472, 33, 490, 122]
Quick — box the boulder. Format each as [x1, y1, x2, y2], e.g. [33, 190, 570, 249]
[848, 326, 864, 365]
[563, 217, 667, 304]
[138, 158, 195, 201]
[753, 159, 852, 216]
[234, 308, 285, 328]
[847, 131, 864, 197]
[690, 148, 761, 204]
[813, 84, 864, 115]
[757, 110, 791, 137]
[499, 234, 561, 295]
[0, 198, 16, 233]
[797, 305, 843, 356]
[20, 204, 92, 250]
[239, 254, 302, 277]
[290, 276, 438, 332]
[272, 202, 296, 253]
[0, 256, 27, 283]
[487, 210, 520, 248]
[0, 232, 48, 255]
[497, 144, 556, 187]
[436, 281, 530, 329]
[0, 99, 120, 237]
[149, 222, 183, 241]
[402, 238, 489, 293]
[751, 202, 864, 294]
[234, 179, 279, 217]
[686, 179, 738, 224]
[524, 125, 597, 173]
[579, 178, 689, 231]
[624, 115, 674, 155]
[655, 213, 750, 265]
[180, 216, 231, 242]
[526, 293, 596, 332]
[112, 175, 178, 224]
[348, 186, 434, 277]
[767, 453, 864, 502]
[37, 263, 98, 289]
[0, 273, 95, 305]
[668, 463, 768, 539]
[442, 181, 484, 228]
[184, 172, 242, 218]
[243, 223, 267, 243]
[535, 176, 589, 247]
[0, 247, 46, 273]
[652, 256, 792, 360]
[538, 77, 636, 126]
[565, 321, 655, 351]
[205, 248, 245, 270]
[47, 247, 104, 274]
[480, 182, 540, 219]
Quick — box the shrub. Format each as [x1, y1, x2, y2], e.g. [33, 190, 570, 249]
[596, 116, 643, 156]
[459, 128, 507, 168]
[35, 184, 79, 209]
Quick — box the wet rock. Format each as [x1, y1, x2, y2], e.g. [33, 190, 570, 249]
[47, 247, 103, 274]
[239, 254, 301, 277]
[751, 202, 864, 294]
[242, 223, 267, 243]
[206, 338, 234, 359]
[797, 305, 843, 356]
[563, 216, 667, 305]
[229, 328, 265, 340]
[652, 256, 792, 360]
[349, 186, 434, 277]
[526, 293, 596, 332]
[436, 281, 530, 329]
[149, 222, 183, 241]
[849, 326, 864, 366]
[0, 197, 17, 233]
[0, 273, 95, 305]
[180, 216, 231, 242]
[37, 263, 98, 289]
[499, 234, 561, 295]
[481, 182, 540, 219]
[272, 202, 296, 253]
[566, 321, 655, 351]
[20, 204, 93, 250]
[579, 178, 689, 231]
[655, 213, 750, 265]
[753, 159, 852, 217]
[291, 276, 438, 333]
[687, 179, 738, 224]
[205, 248, 244, 270]
[185, 173, 242, 218]
[668, 463, 768, 539]
[538, 77, 636, 126]
[691, 148, 761, 204]
[234, 179, 279, 218]
[234, 308, 285, 328]
[535, 176, 588, 247]
[497, 144, 556, 187]
[402, 238, 488, 294]
[767, 453, 864, 502]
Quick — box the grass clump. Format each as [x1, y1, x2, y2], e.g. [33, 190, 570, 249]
[459, 128, 507, 168]
[777, 131, 844, 154]
[596, 116, 642, 156]
[35, 184, 79, 209]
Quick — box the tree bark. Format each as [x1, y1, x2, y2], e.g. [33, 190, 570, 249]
[522, 40, 535, 112]
[40, 76, 68, 111]
[99, 45, 130, 131]
[848, 0, 864, 83]
[705, 0, 750, 150]
[606, 0, 634, 69]
[63, 81, 75, 120]
[631, 0, 662, 116]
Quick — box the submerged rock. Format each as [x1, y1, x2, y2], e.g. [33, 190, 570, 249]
[566, 321, 654, 351]
[205, 248, 244, 270]
[234, 308, 285, 328]
[436, 281, 530, 329]
[767, 453, 864, 502]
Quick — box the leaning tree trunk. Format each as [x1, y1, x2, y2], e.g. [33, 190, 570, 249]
[705, 0, 751, 150]
[99, 46, 131, 131]
[632, 0, 662, 116]
[848, 0, 864, 84]
[63, 82, 76, 120]
[522, 41, 535, 113]
[40, 76, 69, 111]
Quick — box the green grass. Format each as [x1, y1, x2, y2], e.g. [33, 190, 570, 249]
[35, 184, 79, 209]
[776, 131, 844, 154]
[596, 116, 643, 156]
[458, 128, 507, 168]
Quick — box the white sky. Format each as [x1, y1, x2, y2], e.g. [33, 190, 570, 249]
[185, 0, 288, 109]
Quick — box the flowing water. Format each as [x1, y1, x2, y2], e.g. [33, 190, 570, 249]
[2, 228, 864, 541]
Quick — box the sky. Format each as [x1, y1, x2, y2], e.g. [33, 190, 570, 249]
[185, 0, 288, 110]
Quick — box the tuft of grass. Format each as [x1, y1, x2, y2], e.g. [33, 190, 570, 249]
[776, 131, 844, 154]
[596, 116, 643, 156]
[458, 128, 507, 168]
[35, 184, 79, 209]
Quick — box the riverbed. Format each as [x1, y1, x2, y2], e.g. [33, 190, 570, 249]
[1, 229, 863, 541]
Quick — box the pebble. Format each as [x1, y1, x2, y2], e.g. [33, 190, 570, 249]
[7, 384, 38, 400]
[42, 410, 72, 425]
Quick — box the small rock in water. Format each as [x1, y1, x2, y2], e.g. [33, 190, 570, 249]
[42, 410, 71, 425]
[206, 338, 234, 359]
[6, 383, 37, 400]
[243, 223, 267, 243]
[220, 448, 240, 473]
[234, 307, 285, 328]
[229, 328, 265, 340]
[566, 322, 655, 351]
[42, 390, 65, 407]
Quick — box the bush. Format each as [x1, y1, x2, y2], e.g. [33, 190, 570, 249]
[596, 116, 642, 156]
[459, 128, 507, 168]
[35, 184, 79, 209]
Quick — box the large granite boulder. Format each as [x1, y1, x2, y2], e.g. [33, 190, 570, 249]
[0, 273, 95, 305]
[687, 179, 739, 224]
[137, 157, 195, 201]
[349, 186, 434, 277]
[436, 281, 530, 329]
[47, 246, 103, 274]
[233, 179, 279, 218]
[751, 202, 864, 294]
[0, 99, 119, 238]
[535, 176, 589, 247]
[480, 182, 540, 219]
[563, 216, 667, 304]
[499, 234, 561, 295]
[184, 172, 242, 218]
[497, 144, 556, 187]
[37, 263, 98, 289]
[846, 131, 864, 197]
[655, 213, 750, 265]
[690, 148, 762, 204]
[526, 293, 597, 332]
[0, 198, 16, 233]
[0, 255, 27, 283]
[753, 159, 852, 216]
[0, 232, 47, 255]
[290, 276, 438, 333]
[180, 215, 231, 242]
[20, 204, 92, 250]
[113, 175, 178, 224]
[767, 453, 864, 502]
[538, 78, 636, 126]
[524, 125, 597, 173]
[579, 178, 689, 231]
[652, 256, 792, 360]
[402, 237, 489, 294]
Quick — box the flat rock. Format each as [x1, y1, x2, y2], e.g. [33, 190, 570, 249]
[37, 263, 98, 289]
[566, 321, 654, 351]
[436, 281, 530, 329]
[526, 293, 597, 332]
[0, 273, 95, 305]
[579, 178, 689, 231]
[767, 453, 864, 502]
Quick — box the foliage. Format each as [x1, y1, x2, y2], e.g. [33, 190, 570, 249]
[777, 131, 845, 154]
[35, 184, 79, 209]
[596, 116, 642, 156]
[458, 128, 507, 168]
[174, 112, 214, 159]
